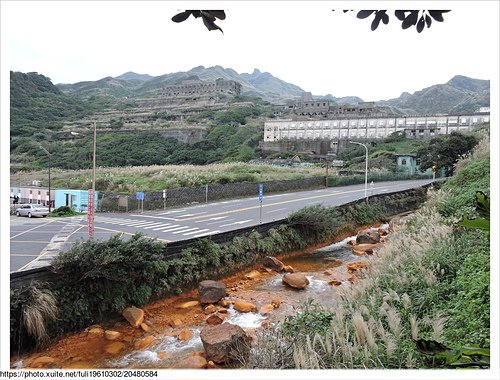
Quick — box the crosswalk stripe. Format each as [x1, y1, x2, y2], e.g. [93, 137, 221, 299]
[152, 224, 179, 231]
[143, 222, 171, 229]
[157, 225, 190, 233]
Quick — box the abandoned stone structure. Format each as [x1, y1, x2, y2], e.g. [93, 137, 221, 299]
[274, 92, 396, 118]
[158, 78, 242, 97]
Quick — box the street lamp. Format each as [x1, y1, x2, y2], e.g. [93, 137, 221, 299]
[349, 141, 369, 201]
[39, 145, 52, 212]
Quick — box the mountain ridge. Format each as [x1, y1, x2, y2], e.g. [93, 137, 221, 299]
[55, 67, 490, 114]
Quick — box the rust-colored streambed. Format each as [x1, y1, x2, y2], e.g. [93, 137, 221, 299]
[13, 224, 388, 370]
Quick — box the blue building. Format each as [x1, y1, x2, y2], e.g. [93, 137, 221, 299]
[54, 189, 99, 212]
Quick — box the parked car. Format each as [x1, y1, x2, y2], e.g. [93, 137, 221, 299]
[15, 204, 49, 218]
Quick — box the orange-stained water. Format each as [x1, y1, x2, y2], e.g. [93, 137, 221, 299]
[14, 229, 384, 369]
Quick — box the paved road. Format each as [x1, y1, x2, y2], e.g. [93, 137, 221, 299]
[10, 179, 433, 272]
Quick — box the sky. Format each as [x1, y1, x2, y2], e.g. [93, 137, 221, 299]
[1, 1, 499, 101]
[1, 1, 499, 377]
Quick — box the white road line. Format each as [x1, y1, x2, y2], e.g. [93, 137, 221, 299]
[143, 222, 172, 229]
[195, 216, 227, 223]
[206, 218, 234, 225]
[10, 219, 56, 240]
[193, 230, 220, 238]
[219, 219, 252, 227]
[176, 212, 207, 218]
[157, 209, 186, 215]
[130, 214, 178, 221]
[171, 227, 199, 235]
[152, 224, 179, 231]
[158, 225, 191, 233]
[183, 228, 209, 236]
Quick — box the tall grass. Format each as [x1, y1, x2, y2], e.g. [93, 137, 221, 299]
[246, 134, 490, 369]
[10, 163, 325, 193]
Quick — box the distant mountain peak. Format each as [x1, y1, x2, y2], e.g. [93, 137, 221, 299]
[115, 71, 153, 81]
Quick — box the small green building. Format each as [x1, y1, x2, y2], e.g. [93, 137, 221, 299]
[395, 154, 432, 176]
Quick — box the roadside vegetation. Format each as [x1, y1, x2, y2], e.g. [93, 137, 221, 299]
[244, 134, 490, 369]
[10, 187, 425, 353]
[10, 163, 325, 193]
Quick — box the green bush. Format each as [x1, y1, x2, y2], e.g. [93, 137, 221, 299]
[50, 234, 168, 330]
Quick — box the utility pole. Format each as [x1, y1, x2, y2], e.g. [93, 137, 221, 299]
[88, 122, 97, 237]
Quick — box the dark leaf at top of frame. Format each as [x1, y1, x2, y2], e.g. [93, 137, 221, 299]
[357, 10, 375, 19]
[202, 14, 223, 33]
[394, 10, 407, 20]
[171, 11, 192, 23]
[402, 10, 419, 29]
[428, 10, 450, 22]
[204, 10, 226, 20]
[425, 14, 432, 28]
[370, 11, 389, 31]
[417, 15, 426, 33]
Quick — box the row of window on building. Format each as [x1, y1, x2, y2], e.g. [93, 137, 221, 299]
[264, 114, 489, 141]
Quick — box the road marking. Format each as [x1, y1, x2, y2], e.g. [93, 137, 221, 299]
[130, 214, 178, 221]
[183, 228, 209, 236]
[10, 219, 56, 239]
[195, 216, 227, 223]
[157, 209, 186, 215]
[152, 224, 179, 231]
[206, 218, 234, 226]
[219, 219, 253, 227]
[193, 230, 220, 238]
[265, 207, 287, 214]
[90, 225, 170, 242]
[156, 225, 190, 233]
[171, 227, 199, 235]
[180, 187, 384, 221]
[10, 241, 52, 243]
[11, 253, 43, 257]
[142, 222, 171, 229]
[176, 212, 207, 218]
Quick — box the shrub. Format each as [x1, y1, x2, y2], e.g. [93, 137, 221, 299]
[50, 234, 168, 330]
[10, 283, 58, 352]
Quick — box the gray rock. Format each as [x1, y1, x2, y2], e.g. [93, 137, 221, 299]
[199, 280, 226, 304]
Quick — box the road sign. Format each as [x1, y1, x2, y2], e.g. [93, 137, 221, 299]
[258, 183, 264, 203]
[136, 192, 145, 200]
[163, 189, 166, 199]
[331, 160, 344, 167]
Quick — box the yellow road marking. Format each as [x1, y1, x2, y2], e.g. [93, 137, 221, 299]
[180, 186, 384, 221]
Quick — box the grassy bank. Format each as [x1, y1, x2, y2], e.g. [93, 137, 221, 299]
[10, 163, 324, 193]
[245, 135, 490, 369]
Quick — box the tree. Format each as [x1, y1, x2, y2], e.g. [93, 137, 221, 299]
[417, 132, 478, 175]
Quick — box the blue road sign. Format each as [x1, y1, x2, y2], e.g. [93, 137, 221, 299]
[258, 183, 264, 203]
[136, 192, 145, 200]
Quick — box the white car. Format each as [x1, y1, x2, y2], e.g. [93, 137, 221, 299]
[15, 204, 49, 218]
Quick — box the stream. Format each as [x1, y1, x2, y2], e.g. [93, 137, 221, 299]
[15, 224, 388, 369]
